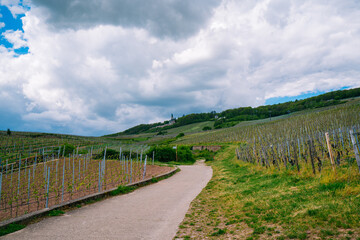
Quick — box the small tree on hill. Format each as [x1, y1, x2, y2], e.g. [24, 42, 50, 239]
[7, 128, 11, 136]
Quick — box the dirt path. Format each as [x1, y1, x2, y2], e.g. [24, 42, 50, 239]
[2, 164, 212, 240]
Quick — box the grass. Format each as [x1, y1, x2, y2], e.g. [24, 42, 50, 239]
[109, 185, 136, 196]
[0, 223, 25, 236]
[48, 209, 65, 216]
[166, 121, 215, 135]
[175, 144, 360, 239]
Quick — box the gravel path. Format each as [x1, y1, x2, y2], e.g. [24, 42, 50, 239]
[2, 163, 212, 240]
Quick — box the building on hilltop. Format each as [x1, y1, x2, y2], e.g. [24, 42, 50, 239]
[169, 113, 176, 124]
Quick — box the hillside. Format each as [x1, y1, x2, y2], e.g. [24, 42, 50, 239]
[106, 87, 360, 137]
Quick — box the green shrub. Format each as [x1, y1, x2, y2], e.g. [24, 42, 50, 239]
[176, 133, 185, 138]
[147, 146, 176, 162]
[157, 130, 167, 135]
[202, 126, 212, 131]
[54, 143, 76, 156]
[94, 148, 125, 159]
[103, 148, 120, 159]
[147, 145, 195, 163]
[177, 146, 195, 163]
[193, 149, 215, 161]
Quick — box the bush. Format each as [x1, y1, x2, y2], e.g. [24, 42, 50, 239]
[103, 148, 120, 159]
[147, 146, 176, 162]
[147, 145, 195, 163]
[176, 133, 185, 138]
[202, 126, 212, 131]
[157, 130, 167, 135]
[193, 149, 215, 161]
[94, 148, 123, 159]
[177, 146, 195, 163]
[54, 143, 76, 156]
[121, 150, 139, 159]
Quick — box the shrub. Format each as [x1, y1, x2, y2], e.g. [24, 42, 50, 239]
[193, 149, 215, 161]
[202, 126, 212, 131]
[102, 148, 120, 159]
[177, 146, 195, 163]
[147, 146, 176, 162]
[147, 145, 195, 163]
[54, 143, 76, 156]
[157, 130, 167, 135]
[176, 133, 185, 138]
[120, 150, 137, 159]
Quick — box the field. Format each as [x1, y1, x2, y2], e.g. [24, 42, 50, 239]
[109, 121, 215, 145]
[0, 132, 174, 223]
[0, 155, 172, 222]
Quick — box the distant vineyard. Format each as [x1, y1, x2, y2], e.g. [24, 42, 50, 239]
[0, 132, 103, 164]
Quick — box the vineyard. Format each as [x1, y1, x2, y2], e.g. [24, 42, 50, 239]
[175, 100, 360, 239]
[0, 133, 172, 223]
[176, 99, 360, 174]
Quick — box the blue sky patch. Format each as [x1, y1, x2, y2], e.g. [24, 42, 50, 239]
[265, 86, 351, 105]
[0, 5, 28, 54]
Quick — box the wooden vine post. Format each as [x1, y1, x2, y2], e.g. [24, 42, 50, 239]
[325, 132, 336, 174]
[349, 130, 360, 173]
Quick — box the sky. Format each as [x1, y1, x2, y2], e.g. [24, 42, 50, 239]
[0, 0, 359, 136]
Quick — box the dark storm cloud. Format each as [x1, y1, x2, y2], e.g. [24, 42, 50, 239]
[31, 0, 220, 39]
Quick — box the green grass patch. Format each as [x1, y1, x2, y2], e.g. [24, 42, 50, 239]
[151, 177, 159, 183]
[109, 185, 136, 196]
[0, 223, 26, 236]
[48, 209, 65, 216]
[210, 228, 227, 236]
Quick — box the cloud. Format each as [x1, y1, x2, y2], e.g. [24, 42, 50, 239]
[0, 0, 29, 17]
[2, 29, 27, 48]
[0, 0, 359, 136]
[0, 22, 4, 28]
[31, 0, 220, 40]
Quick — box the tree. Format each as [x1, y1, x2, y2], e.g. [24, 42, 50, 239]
[7, 128, 11, 136]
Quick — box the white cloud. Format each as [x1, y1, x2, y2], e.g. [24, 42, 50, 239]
[0, 0, 359, 135]
[0, 22, 4, 28]
[2, 29, 27, 49]
[0, 0, 28, 17]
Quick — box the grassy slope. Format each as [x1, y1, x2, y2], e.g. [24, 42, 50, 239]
[105, 121, 215, 145]
[166, 121, 214, 135]
[175, 145, 360, 240]
[105, 97, 360, 146]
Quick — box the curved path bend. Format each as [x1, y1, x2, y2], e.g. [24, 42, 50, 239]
[2, 163, 212, 240]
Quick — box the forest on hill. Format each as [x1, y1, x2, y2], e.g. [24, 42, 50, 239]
[109, 87, 360, 136]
